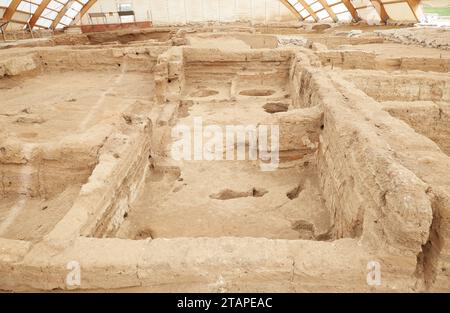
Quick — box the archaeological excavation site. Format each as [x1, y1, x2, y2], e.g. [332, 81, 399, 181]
[0, 0, 450, 293]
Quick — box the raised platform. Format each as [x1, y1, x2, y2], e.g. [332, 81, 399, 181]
[80, 21, 153, 33]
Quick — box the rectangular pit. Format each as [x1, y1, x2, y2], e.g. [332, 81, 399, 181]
[339, 70, 450, 156]
[0, 46, 158, 241]
[182, 48, 292, 102]
[112, 48, 331, 241]
[87, 48, 435, 260]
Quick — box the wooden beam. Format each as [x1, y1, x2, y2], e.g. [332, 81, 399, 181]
[0, 19, 9, 40]
[318, 0, 338, 22]
[3, 0, 21, 21]
[404, 0, 421, 22]
[298, 0, 318, 22]
[279, 0, 303, 20]
[79, 0, 98, 19]
[371, 0, 390, 22]
[51, 0, 77, 29]
[72, 0, 98, 25]
[341, 0, 360, 21]
[28, 0, 52, 29]
[405, 0, 420, 6]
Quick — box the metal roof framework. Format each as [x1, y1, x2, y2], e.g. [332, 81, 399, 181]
[0, 0, 90, 30]
[282, 0, 421, 23]
[0, 0, 422, 31]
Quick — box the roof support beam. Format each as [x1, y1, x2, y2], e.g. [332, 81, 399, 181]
[72, 0, 98, 25]
[317, 0, 338, 22]
[3, 0, 21, 21]
[80, 0, 98, 18]
[0, 19, 9, 40]
[370, 0, 390, 22]
[341, 0, 360, 21]
[279, 0, 303, 20]
[51, 0, 77, 29]
[298, 0, 318, 22]
[28, 0, 52, 30]
[405, 0, 421, 22]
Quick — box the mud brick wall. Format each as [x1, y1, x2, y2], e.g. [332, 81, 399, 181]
[382, 101, 450, 156]
[299, 70, 434, 258]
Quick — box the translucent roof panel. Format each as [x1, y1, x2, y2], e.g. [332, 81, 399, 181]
[0, 0, 12, 8]
[384, 2, 418, 21]
[332, 3, 349, 15]
[286, 1, 349, 22]
[285, 0, 421, 23]
[317, 9, 330, 20]
[337, 11, 353, 22]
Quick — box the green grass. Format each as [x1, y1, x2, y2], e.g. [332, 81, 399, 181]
[423, 6, 450, 17]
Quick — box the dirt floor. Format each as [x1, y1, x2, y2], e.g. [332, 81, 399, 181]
[1, 23, 450, 292]
[335, 42, 450, 58]
[0, 71, 154, 142]
[117, 160, 328, 240]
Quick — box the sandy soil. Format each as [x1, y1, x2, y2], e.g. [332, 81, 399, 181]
[0, 71, 154, 143]
[336, 42, 450, 58]
[186, 35, 251, 49]
[0, 186, 80, 241]
[117, 160, 328, 240]
[117, 86, 329, 240]
[0, 68, 155, 241]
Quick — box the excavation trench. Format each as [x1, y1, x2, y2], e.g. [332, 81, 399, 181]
[2, 35, 449, 291]
[114, 48, 333, 241]
[340, 70, 450, 156]
[0, 48, 157, 241]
